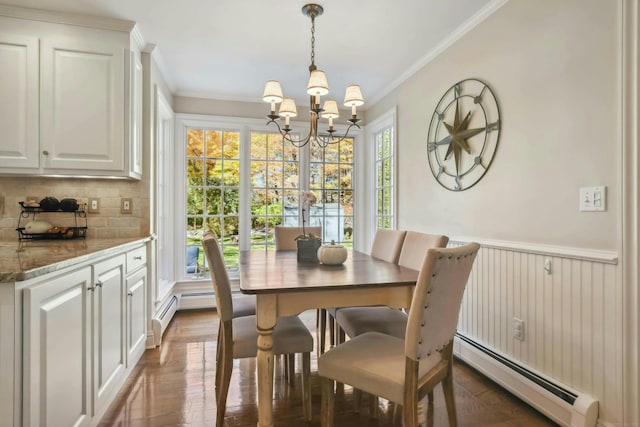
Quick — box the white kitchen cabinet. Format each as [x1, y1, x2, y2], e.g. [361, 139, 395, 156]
[22, 266, 93, 427]
[15, 241, 148, 427]
[0, 33, 39, 168]
[0, 8, 144, 179]
[126, 267, 147, 365]
[92, 255, 126, 415]
[40, 37, 125, 172]
[125, 245, 147, 365]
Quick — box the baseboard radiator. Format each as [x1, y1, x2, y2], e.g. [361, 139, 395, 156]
[151, 295, 178, 346]
[454, 333, 598, 427]
[178, 291, 215, 310]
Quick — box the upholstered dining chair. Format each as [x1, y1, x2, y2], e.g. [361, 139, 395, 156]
[274, 225, 322, 250]
[320, 228, 407, 353]
[273, 225, 325, 363]
[319, 242, 480, 427]
[202, 231, 313, 425]
[334, 231, 449, 342]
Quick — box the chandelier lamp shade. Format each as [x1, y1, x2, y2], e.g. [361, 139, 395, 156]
[262, 3, 364, 148]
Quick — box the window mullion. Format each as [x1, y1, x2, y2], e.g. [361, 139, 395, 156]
[239, 125, 251, 251]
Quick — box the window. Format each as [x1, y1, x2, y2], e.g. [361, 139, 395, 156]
[250, 131, 300, 250]
[371, 108, 396, 230]
[176, 115, 361, 277]
[186, 128, 241, 270]
[310, 138, 354, 245]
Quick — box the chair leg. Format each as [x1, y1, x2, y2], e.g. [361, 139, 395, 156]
[428, 390, 434, 403]
[442, 366, 458, 427]
[302, 352, 311, 421]
[369, 394, 378, 417]
[329, 312, 335, 348]
[321, 377, 335, 427]
[287, 353, 296, 386]
[353, 388, 361, 413]
[402, 395, 419, 427]
[215, 323, 222, 398]
[319, 309, 327, 354]
[216, 325, 233, 426]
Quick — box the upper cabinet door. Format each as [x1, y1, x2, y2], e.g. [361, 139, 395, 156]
[40, 37, 124, 171]
[0, 34, 39, 168]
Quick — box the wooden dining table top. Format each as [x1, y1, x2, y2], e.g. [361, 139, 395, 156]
[238, 249, 419, 294]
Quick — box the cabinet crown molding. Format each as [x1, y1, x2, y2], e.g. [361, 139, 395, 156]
[0, 4, 135, 32]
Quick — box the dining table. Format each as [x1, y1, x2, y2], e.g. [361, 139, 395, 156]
[239, 249, 420, 427]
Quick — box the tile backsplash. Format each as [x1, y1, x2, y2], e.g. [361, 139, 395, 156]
[0, 176, 149, 241]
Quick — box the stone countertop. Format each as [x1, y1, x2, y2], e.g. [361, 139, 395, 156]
[0, 236, 152, 283]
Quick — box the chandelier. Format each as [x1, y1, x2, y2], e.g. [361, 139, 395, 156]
[262, 3, 364, 148]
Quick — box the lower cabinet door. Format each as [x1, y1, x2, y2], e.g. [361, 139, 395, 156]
[126, 268, 147, 366]
[93, 255, 126, 415]
[23, 266, 93, 427]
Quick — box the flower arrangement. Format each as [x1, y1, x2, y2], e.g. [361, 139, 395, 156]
[296, 190, 319, 241]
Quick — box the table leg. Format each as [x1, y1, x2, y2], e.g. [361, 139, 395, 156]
[256, 295, 277, 427]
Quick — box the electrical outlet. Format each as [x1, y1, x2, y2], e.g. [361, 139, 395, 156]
[121, 198, 132, 214]
[88, 198, 100, 213]
[514, 318, 525, 341]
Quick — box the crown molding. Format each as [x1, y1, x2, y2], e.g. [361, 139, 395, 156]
[142, 43, 177, 94]
[0, 4, 135, 32]
[367, 0, 510, 107]
[130, 24, 146, 50]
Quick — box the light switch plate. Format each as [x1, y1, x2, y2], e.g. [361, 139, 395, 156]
[580, 186, 606, 212]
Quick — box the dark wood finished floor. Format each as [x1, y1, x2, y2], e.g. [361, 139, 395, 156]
[99, 310, 557, 427]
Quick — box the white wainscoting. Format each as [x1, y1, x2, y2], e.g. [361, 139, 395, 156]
[451, 239, 621, 425]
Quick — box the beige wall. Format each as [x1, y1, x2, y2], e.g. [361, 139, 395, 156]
[365, 0, 627, 424]
[367, 0, 619, 251]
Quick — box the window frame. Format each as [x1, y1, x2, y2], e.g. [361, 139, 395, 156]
[368, 107, 397, 237]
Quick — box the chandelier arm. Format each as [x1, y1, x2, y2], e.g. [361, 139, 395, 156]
[266, 117, 314, 148]
[314, 122, 362, 146]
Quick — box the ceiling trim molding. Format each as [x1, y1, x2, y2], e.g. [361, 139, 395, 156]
[367, 0, 510, 107]
[131, 24, 146, 51]
[174, 90, 261, 105]
[142, 43, 178, 94]
[0, 4, 135, 32]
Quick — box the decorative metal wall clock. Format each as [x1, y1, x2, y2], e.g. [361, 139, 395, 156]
[427, 78, 501, 191]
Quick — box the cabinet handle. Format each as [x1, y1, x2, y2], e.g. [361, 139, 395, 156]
[133, 256, 142, 260]
[87, 286, 95, 291]
[95, 281, 103, 288]
[42, 150, 49, 156]
[127, 291, 133, 296]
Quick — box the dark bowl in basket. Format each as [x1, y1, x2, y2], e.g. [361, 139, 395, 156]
[60, 198, 79, 212]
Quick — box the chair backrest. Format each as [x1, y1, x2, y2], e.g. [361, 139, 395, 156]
[397, 231, 449, 270]
[405, 243, 480, 362]
[370, 229, 406, 263]
[274, 226, 322, 250]
[202, 231, 233, 322]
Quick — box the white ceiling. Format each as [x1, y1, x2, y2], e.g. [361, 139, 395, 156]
[4, 0, 503, 107]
